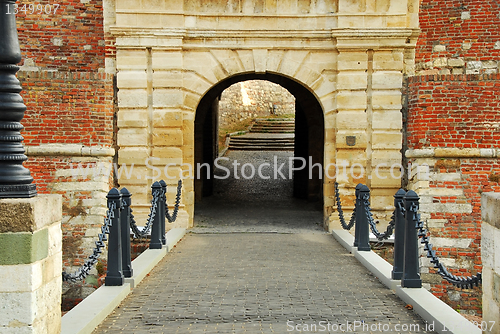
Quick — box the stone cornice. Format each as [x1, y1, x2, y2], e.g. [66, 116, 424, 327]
[110, 27, 420, 41]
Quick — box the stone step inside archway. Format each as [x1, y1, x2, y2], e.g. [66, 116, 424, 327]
[229, 118, 295, 151]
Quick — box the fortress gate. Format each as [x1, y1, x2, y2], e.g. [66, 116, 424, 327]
[109, 0, 420, 228]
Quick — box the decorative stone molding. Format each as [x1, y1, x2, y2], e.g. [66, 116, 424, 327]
[25, 144, 115, 157]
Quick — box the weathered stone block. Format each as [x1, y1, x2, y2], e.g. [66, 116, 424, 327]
[372, 110, 402, 129]
[336, 91, 367, 110]
[337, 71, 367, 90]
[153, 89, 184, 108]
[152, 70, 183, 89]
[372, 71, 402, 89]
[117, 128, 148, 146]
[153, 110, 183, 128]
[152, 128, 183, 146]
[118, 89, 148, 108]
[118, 147, 150, 165]
[117, 108, 148, 128]
[372, 131, 402, 149]
[117, 70, 147, 89]
[373, 51, 404, 71]
[338, 52, 368, 70]
[116, 49, 147, 70]
[336, 110, 367, 129]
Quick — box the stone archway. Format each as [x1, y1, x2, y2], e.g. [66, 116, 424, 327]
[194, 73, 325, 206]
[110, 0, 420, 230]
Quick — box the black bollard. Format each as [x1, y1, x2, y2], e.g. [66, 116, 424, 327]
[0, 0, 36, 198]
[356, 184, 371, 251]
[149, 181, 163, 249]
[159, 180, 167, 245]
[401, 190, 422, 288]
[353, 183, 363, 247]
[105, 188, 124, 286]
[391, 189, 406, 280]
[120, 188, 133, 278]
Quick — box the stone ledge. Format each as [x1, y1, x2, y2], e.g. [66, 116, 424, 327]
[406, 148, 500, 159]
[482, 192, 500, 229]
[61, 284, 131, 334]
[25, 144, 115, 157]
[396, 287, 480, 334]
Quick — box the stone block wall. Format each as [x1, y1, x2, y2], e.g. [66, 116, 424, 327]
[0, 195, 62, 333]
[481, 193, 500, 334]
[218, 80, 295, 129]
[405, 73, 500, 314]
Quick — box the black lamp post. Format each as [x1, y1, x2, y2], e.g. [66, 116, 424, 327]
[0, 0, 36, 198]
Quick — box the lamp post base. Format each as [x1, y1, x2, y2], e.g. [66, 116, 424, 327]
[0, 184, 36, 198]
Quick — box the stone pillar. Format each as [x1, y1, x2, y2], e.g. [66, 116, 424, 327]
[0, 195, 62, 334]
[481, 192, 500, 334]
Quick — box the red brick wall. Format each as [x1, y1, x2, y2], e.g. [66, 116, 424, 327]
[417, 0, 500, 64]
[406, 72, 500, 314]
[16, 0, 106, 71]
[15, 0, 115, 269]
[19, 71, 114, 147]
[407, 73, 500, 150]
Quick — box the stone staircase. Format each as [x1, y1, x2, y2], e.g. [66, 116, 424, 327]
[228, 118, 295, 151]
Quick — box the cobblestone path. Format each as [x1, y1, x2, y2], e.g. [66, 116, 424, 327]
[93, 233, 434, 334]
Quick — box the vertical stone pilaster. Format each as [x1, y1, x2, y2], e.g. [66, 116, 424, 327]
[481, 193, 500, 334]
[0, 195, 62, 333]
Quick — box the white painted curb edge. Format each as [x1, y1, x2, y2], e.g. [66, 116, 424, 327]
[61, 228, 187, 334]
[331, 229, 481, 334]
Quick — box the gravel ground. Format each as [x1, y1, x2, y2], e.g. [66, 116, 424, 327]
[193, 151, 325, 234]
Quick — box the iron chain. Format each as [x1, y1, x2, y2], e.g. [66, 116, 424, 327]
[130, 189, 161, 238]
[362, 194, 396, 241]
[334, 182, 355, 230]
[166, 179, 182, 223]
[62, 201, 116, 282]
[409, 202, 482, 289]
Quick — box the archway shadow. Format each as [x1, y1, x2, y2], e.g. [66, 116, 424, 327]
[194, 151, 324, 233]
[194, 73, 325, 233]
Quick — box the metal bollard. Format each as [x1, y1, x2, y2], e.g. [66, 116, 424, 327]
[353, 183, 363, 247]
[401, 190, 422, 288]
[149, 181, 163, 250]
[105, 188, 124, 286]
[391, 189, 406, 280]
[120, 188, 133, 278]
[356, 184, 371, 251]
[159, 180, 167, 245]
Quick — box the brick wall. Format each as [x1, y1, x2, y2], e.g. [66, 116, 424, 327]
[416, 0, 500, 75]
[20, 71, 114, 146]
[408, 0, 500, 314]
[406, 74, 500, 315]
[16, 0, 106, 71]
[407, 73, 500, 150]
[15, 0, 115, 269]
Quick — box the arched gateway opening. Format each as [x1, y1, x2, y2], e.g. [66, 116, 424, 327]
[194, 73, 325, 220]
